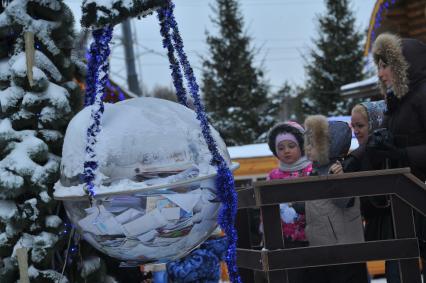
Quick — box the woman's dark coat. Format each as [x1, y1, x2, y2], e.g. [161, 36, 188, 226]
[372, 33, 426, 257]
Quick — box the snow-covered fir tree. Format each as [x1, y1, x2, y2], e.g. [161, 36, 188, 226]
[303, 0, 364, 116]
[202, 0, 271, 146]
[0, 0, 114, 282]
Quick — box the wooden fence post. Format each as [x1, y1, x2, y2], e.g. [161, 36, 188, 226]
[391, 196, 422, 283]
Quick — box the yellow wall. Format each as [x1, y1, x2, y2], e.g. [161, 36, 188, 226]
[233, 156, 277, 178]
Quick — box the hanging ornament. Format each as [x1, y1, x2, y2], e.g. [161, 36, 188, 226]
[54, 96, 238, 264]
[55, 1, 241, 282]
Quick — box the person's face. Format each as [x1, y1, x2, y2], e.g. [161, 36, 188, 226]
[351, 111, 369, 145]
[304, 143, 318, 162]
[378, 60, 394, 88]
[276, 140, 302, 165]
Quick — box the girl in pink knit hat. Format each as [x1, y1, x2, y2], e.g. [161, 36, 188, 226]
[260, 121, 312, 282]
[266, 122, 312, 243]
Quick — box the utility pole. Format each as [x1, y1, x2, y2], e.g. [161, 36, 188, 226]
[121, 19, 142, 96]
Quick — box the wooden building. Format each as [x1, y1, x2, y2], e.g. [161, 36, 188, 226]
[365, 0, 426, 55]
[341, 0, 426, 99]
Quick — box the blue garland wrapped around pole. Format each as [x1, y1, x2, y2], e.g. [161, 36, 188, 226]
[83, 26, 113, 200]
[158, 2, 241, 282]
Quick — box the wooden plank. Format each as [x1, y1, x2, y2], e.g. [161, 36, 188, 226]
[408, 18, 426, 27]
[399, 258, 422, 283]
[398, 174, 426, 216]
[264, 239, 419, 271]
[391, 196, 422, 283]
[236, 208, 256, 282]
[236, 249, 263, 270]
[236, 209, 253, 249]
[407, 0, 426, 10]
[260, 204, 289, 282]
[238, 269, 256, 283]
[244, 169, 426, 217]
[235, 168, 425, 281]
[407, 9, 425, 18]
[256, 173, 402, 205]
[237, 188, 256, 208]
[266, 270, 287, 283]
[261, 205, 284, 250]
[409, 26, 426, 36]
[391, 196, 416, 239]
[255, 168, 410, 188]
[237, 239, 419, 271]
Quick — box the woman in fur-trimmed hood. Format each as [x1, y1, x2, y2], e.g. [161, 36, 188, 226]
[371, 33, 426, 178]
[371, 33, 426, 280]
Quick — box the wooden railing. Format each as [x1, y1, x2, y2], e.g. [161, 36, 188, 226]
[235, 168, 426, 283]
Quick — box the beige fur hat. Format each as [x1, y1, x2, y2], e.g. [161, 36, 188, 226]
[304, 115, 329, 165]
[372, 33, 409, 99]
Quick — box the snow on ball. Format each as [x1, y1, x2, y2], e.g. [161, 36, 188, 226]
[53, 97, 237, 264]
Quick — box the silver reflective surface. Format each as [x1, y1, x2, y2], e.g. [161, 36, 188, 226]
[56, 97, 233, 264]
[64, 177, 220, 264]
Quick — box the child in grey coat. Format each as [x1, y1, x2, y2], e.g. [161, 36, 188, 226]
[302, 115, 368, 283]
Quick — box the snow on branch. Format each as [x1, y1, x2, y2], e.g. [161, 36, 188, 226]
[4, 0, 61, 56]
[81, 0, 167, 28]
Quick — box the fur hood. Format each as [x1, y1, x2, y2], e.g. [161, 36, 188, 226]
[304, 115, 352, 166]
[373, 33, 426, 100]
[304, 115, 329, 165]
[372, 33, 409, 99]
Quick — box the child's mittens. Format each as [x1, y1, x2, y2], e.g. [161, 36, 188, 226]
[279, 203, 297, 223]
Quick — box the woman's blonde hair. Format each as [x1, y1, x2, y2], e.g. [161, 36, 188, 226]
[351, 104, 368, 121]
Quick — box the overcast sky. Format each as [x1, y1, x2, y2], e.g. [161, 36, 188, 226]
[64, 0, 376, 94]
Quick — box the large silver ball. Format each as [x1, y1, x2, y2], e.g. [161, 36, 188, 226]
[54, 97, 236, 264]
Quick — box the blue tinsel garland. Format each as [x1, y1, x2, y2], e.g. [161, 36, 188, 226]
[167, 237, 228, 283]
[81, 3, 239, 281]
[158, 9, 188, 107]
[83, 26, 113, 199]
[158, 2, 241, 282]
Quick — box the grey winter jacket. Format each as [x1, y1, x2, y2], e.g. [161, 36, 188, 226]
[304, 118, 365, 246]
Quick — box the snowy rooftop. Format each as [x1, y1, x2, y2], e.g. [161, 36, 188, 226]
[228, 143, 272, 159]
[340, 76, 380, 99]
[341, 76, 378, 91]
